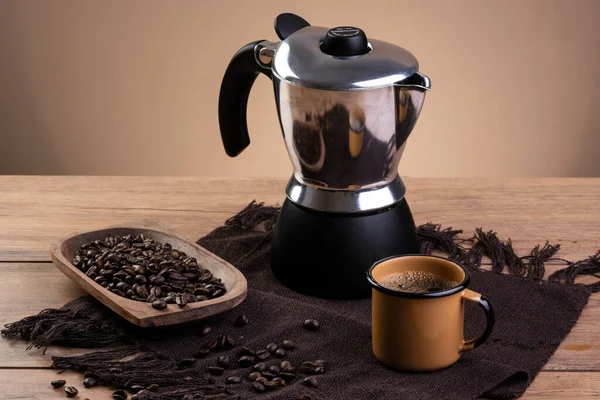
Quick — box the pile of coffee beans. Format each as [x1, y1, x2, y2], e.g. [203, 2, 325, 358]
[72, 234, 226, 310]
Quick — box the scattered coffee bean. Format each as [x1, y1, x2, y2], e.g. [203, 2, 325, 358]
[303, 319, 320, 331]
[206, 339, 218, 351]
[179, 358, 196, 368]
[51, 380, 66, 389]
[256, 377, 268, 385]
[314, 366, 325, 374]
[151, 299, 167, 310]
[268, 365, 281, 374]
[252, 382, 266, 393]
[112, 390, 128, 400]
[272, 377, 286, 387]
[110, 368, 123, 373]
[226, 376, 242, 384]
[72, 235, 226, 307]
[279, 372, 297, 382]
[217, 355, 231, 368]
[237, 356, 255, 367]
[194, 349, 210, 358]
[240, 346, 256, 357]
[253, 362, 267, 372]
[83, 377, 98, 388]
[275, 348, 286, 358]
[130, 385, 145, 393]
[132, 389, 151, 399]
[266, 343, 278, 352]
[234, 314, 249, 327]
[248, 371, 263, 381]
[256, 349, 270, 360]
[208, 366, 225, 376]
[65, 386, 79, 398]
[281, 339, 296, 350]
[280, 360, 293, 370]
[262, 371, 277, 380]
[303, 376, 319, 388]
[196, 326, 212, 337]
[217, 334, 235, 349]
[264, 380, 278, 391]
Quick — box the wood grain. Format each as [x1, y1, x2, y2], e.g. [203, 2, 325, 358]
[50, 221, 247, 327]
[0, 177, 599, 262]
[0, 262, 598, 370]
[0, 369, 597, 399]
[1, 176, 599, 397]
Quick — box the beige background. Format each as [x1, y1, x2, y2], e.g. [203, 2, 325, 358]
[1, 0, 599, 177]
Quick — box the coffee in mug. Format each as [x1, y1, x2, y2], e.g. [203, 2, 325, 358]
[379, 270, 458, 294]
[367, 255, 495, 372]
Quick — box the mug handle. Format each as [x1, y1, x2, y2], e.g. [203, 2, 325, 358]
[460, 289, 495, 352]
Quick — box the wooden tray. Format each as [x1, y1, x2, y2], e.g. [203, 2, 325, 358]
[49, 220, 247, 328]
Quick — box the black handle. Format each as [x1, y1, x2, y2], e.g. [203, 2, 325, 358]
[473, 295, 495, 348]
[218, 40, 272, 157]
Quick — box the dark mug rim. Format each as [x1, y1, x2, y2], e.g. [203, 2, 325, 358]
[366, 254, 471, 299]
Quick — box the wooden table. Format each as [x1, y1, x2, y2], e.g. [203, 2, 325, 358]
[0, 176, 599, 399]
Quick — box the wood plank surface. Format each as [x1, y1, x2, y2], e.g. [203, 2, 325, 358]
[0, 177, 599, 262]
[0, 262, 598, 371]
[1, 176, 599, 398]
[0, 369, 597, 400]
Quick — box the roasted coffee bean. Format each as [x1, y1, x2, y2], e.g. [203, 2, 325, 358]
[208, 366, 225, 376]
[303, 319, 320, 331]
[264, 380, 279, 391]
[151, 299, 167, 310]
[266, 343, 278, 353]
[274, 348, 286, 358]
[253, 362, 267, 372]
[226, 376, 242, 385]
[179, 358, 196, 368]
[248, 371, 263, 381]
[110, 367, 123, 373]
[217, 355, 231, 368]
[240, 346, 256, 356]
[255, 377, 268, 385]
[272, 377, 286, 387]
[146, 293, 157, 303]
[175, 294, 188, 308]
[262, 371, 277, 380]
[73, 236, 227, 308]
[252, 382, 266, 393]
[163, 296, 175, 304]
[147, 383, 159, 391]
[237, 356, 254, 367]
[218, 335, 235, 349]
[83, 377, 98, 388]
[269, 365, 281, 374]
[196, 326, 211, 337]
[112, 390, 128, 400]
[130, 385, 145, 393]
[281, 340, 296, 350]
[279, 372, 297, 382]
[234, 314, 249, 327]
[280, 360, 293, 370]
[64, 386, 79, 398]
[303, 377, 319, 388]
[194, 349, 210, 358]
[51, 380, 66, 389]
[206, 339, 218, 351]
[256, 349, 270, 360]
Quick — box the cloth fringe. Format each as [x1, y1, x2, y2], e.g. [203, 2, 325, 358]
[0, 308, 123, 354]
[52, 347, 238, 399]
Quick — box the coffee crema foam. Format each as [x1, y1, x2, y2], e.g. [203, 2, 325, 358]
[379, 271, 458, 294]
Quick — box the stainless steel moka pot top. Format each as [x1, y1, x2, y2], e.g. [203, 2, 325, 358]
[218, 13, 431, 213]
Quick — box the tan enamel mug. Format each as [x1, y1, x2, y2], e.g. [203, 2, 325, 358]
[367, 255, 495, 372]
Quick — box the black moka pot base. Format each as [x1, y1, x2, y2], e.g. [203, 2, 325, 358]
[271, 198, 420, 299]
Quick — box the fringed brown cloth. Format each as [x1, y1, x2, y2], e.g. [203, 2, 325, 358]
[3, 201, 599, 400]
